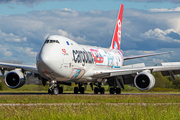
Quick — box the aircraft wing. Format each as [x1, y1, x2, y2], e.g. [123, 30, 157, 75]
[123, 51, 172, 60]
[93, 62, 180, 80]
[0, 62, 37, 74]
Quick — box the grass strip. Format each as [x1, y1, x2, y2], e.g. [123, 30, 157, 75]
[0, 104, 180, 120]
[0, 95, 180, 103]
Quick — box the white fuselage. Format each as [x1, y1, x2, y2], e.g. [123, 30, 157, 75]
[36, 35, 124, 82]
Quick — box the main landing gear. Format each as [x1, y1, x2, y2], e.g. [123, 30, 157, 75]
[109, 87, 121, 94]
[74, 83, 85, 94]
[48, 80, 63, 95]
[94, 83, 105, 94]
[107, 76, 124, 95]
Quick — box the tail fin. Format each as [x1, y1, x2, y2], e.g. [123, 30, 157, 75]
[110, 4, 124, 50]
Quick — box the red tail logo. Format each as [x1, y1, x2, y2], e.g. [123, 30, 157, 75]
[110, 4, 124, 50]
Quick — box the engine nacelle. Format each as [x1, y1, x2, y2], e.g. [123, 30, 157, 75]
[5, 69, 25, 89]
[134, 71, 155, 91]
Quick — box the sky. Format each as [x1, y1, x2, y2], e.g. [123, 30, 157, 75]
[0, 0, 180, 66]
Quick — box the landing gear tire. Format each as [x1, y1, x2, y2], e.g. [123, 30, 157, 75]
[100, 87, 105, 94]
[52, 87, 59, 95]
[59, 87, 63, 94]
[94, 87, 99, 94]
[110, 88, 114, 94]
[80, 87, 84, 94]
[116, 88, 121, 94]
[74, 87, 78, 94]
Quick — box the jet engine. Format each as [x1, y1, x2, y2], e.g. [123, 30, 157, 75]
[134, 71, 155, 91]
[5, 69, 26, 89]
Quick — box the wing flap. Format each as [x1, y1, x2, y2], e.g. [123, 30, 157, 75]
[160, 62, 180, 78]
[161, 62, 180, 66]
[153, 62, 180, 73]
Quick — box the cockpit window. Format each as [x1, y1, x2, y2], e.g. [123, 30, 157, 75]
[45, 40, 59, 44]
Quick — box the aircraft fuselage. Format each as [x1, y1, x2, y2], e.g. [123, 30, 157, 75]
[36, 35, 124, 82]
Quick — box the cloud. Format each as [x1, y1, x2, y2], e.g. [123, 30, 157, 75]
[167, 17, 180, 32]
[24, 47, 37, 57]
[2, 0, 180, 5]
[0, 44, 12, 57]
[44, 29, 89, 43]
[0, 0, 80, 6]
[123, 48, 179, 66]
[121, 9, 180, 51]
[123, 0, 180, 4]
[0, 7, 180, 65]
[8, 5, 15, 9]
[57, 29, 88, 43]
[149, 7, 180, 12]
[140, 28, 180, 42]
[0, 30, 27, 42]
[0, 0, 45, 5]
[0, 8, 116, 64]
[4, 51, 12, 57]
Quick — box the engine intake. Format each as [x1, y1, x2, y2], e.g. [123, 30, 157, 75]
[5, 69, 25, 89]
[134, 71, 155, 91]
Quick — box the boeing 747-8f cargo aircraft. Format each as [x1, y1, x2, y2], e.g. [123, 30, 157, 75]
[0, 4, 180, 95]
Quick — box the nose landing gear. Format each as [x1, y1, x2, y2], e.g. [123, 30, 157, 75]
[48, 80, 63, 95]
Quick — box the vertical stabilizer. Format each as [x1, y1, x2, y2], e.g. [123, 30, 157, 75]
[110, 4, 124, 50]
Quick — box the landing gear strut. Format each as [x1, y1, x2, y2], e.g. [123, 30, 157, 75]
[48, 80, 63, 95]
[74, 83, 85, 94]
[94, 83, 105, 94]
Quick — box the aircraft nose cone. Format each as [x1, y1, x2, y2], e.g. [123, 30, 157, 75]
[37, 53, 52, 74]
[40, 53, 51, 66]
